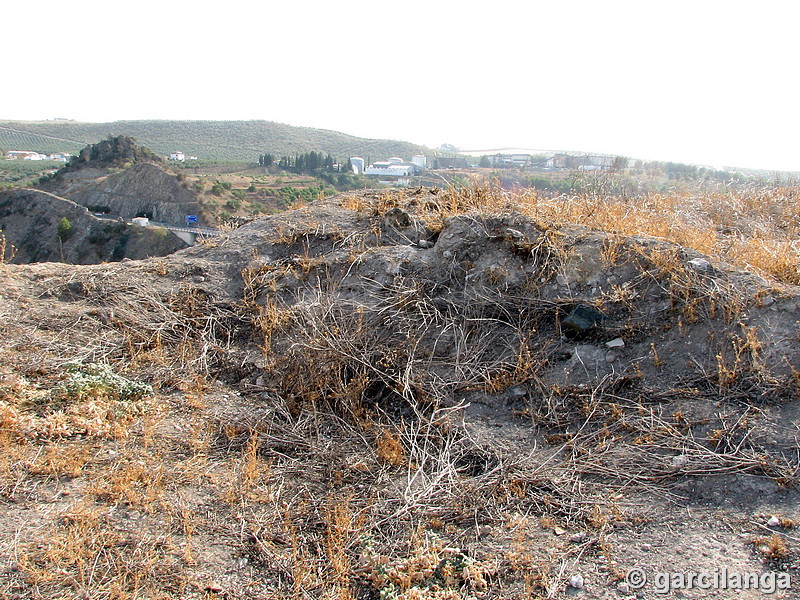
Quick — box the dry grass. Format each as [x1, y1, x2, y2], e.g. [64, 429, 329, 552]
[348, 180, 800, 285]
[518, 184, 800, 285]
[0, 233, 16, 264]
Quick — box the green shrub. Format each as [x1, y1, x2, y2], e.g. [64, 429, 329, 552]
[211, 181, 232, 195]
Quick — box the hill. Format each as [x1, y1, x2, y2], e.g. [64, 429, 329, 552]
[0, 185, 798, 598]
[0, 120, 428, 163]
[41, 162, 210, 226]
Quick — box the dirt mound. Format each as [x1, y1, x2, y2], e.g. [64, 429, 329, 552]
[0, 188, 798, 599]
[164, 190, 800, 398]
[0, 187, 187, 264]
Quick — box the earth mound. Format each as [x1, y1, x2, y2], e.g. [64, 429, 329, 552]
[0, 188, 797, 599]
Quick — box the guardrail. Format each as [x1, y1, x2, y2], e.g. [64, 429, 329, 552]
[147, 221, 220, 237]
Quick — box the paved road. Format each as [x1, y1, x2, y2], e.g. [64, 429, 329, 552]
[90, 213, 221, 237]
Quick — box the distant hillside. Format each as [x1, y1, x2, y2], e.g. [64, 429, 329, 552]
[0, 120, 428, 163]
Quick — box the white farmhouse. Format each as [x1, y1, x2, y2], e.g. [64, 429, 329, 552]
[6, 151, 47, 160]
[364, 161, 415, 177]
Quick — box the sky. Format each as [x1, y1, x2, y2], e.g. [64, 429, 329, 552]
[4, 0, 799, 171]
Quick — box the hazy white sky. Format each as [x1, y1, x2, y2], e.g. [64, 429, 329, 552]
[4, 1, 799, 170]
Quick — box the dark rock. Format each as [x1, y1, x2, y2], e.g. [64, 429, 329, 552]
[561, 305, 606, 340]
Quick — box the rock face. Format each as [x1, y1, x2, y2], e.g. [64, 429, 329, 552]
[0, 188, 188, 264]
[48, 163, 205, 226]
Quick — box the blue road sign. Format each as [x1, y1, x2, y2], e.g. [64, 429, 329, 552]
[185, 215, 198, 224]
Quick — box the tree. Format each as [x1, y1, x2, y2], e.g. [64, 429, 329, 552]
[478, 155, 491, 168]
[57, 217, 73, 241]
[610, 156, 628, 172]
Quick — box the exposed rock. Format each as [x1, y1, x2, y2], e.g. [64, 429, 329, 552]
[561, 305, 606, 340]
[46, 163, 206, 226]
[0, 188, 187, 264]
[671, 455, 690, 469]
[68, 135, 160, 168]
[687, 257, 713, 273]
[569, 574, 585, 589]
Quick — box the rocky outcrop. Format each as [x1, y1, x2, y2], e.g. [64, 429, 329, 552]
[71, 135, 161, 167]
[0, 188, 188, 264]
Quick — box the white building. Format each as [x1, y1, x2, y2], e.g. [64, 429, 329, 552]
[6, 151, 47, 160]
[350, 157, 365, 175]
[411, 155, 427, 169]
[365, 161, 415, 177]
[169, 151, 185, 161]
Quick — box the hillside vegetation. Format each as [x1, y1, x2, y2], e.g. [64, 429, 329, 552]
[0, 120, 428, 163]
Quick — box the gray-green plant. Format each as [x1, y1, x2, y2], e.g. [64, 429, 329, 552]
[53, 362, 152, 403]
